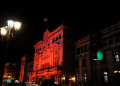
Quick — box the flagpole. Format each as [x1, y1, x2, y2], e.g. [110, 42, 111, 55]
[43, 17, 49, 29]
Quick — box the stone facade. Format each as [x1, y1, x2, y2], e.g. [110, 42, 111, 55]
[75, 22, 120, 86]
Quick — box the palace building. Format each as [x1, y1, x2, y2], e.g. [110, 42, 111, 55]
[28, 24, 82, 85]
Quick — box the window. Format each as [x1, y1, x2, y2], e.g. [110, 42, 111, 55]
[81, 46, 83, 53]
[56, 60, 58, 66]
[76, 60, 78, 68]
[13, 64, 16, 66]
[52, 39, 55, 43]
[7, 74, 11, 76]
[77, 48, 80, 54]
[41, 65, 42, 69]
[104, 42, 107, 46]
[44, 64, 45, 68]
[84, 45, 87, 52]
[12, 73, 15, 76]
[102, 38, 107, 46]
[7, 71, 11, 73]
[108, 35, 114, 45]
[115, 38, 120, 43]
[109, 40, 113, 45]
[82, 59, 85, 67]
[48, 63, 50, 68]
[76, 74, 79, 82]
[53, 60, 55, 67]
[83, 74, 87, 83]
[12, 71, 15, 73]
[103, 72, 108, 82]
[56, 37, 58, 41]
[114, 51, 119, 62]
[59, 35, 61, 39]
[115, 32, 120, 43]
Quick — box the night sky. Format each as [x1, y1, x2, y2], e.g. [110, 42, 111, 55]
[0, 0, 120, 63]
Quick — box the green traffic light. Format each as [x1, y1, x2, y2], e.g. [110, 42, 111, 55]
[94, 51, 103, 61]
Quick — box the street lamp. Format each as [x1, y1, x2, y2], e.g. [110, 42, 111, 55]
[0, 20, 21, 41]
[0, 20, 21, 85]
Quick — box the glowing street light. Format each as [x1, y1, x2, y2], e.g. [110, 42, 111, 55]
[14, 21, 21, 30]
[0, 20, 22, 41]
[1, 27, 7, 36]
[7, 20, 14, 28]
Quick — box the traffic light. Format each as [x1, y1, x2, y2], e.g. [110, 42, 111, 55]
[89, 30, 103, 61]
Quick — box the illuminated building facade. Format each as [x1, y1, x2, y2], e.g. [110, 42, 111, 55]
[75, 22, 120, 86]
[3, 62, 20, 84]
[29, 24, 81, 85]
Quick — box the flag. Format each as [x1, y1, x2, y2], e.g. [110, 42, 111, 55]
[43, 18, 48, 22]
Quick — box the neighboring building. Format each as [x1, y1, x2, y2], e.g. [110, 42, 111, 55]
[25, 61, 33, 83]
[3, 62, 21, 84]
[75, 36, 90, 86]
[75, 22, 120, 86]
[19, 54, 33, 84]
[29, 24, 82, 85]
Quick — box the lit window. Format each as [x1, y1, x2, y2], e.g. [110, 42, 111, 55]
[114, 51, 119, 62]
[83, 74, 87, 82]
[13, 64, 16, 66]
[76, 74, 79, 82]
[103, 72, 108, 82]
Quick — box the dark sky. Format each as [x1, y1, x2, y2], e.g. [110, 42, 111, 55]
[0, 0, 120, 63]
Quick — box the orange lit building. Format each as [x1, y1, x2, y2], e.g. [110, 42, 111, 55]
[3, 62, 20, 84]
[29, 24, 82, 85]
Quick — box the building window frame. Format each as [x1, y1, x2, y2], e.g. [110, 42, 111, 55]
[83, 73, 87, 83]
[103, 71, 108, 82]
[114, 51, 119, 62]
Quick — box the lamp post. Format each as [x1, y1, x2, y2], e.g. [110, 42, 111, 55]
[0, 20, 21, 85]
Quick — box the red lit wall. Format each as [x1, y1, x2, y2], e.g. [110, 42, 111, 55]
[19, 56, 26, 84]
